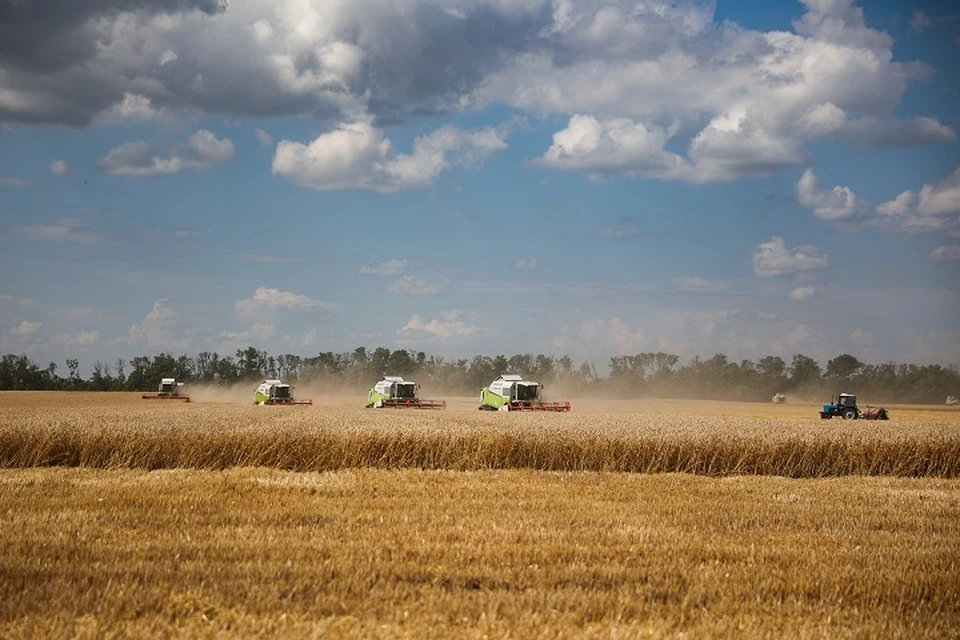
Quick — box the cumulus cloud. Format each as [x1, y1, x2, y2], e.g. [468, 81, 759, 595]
[235, 287, 339, 322]
[514, 258, 539, 270]
[9, 321, 41, 336]
[0, 177, 31, 188]
[0, 295, 36, 307]
[0, 0, 947, 187]
[18, 218, 106, 244]
[753, 236, 831, 276]
[874, 167, 960, 234]
[398, 310, 483, 339]
[359, 259, 407, 276]
[788, 285, 817, 302]
[127, 299, 188, 349]
[388, 276, 450, 296]
[930, 244, 960, 261]
[796, 169, 867, 220]
[49, 160, 68, 176]
[99, 130, 234, 176]
[273, 121, 508, 192]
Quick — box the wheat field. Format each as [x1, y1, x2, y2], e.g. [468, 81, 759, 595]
[1, 391, 959, 638]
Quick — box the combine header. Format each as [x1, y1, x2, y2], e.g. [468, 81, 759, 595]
[479, 374, 571, 412]
[366, 376, 446, 409]
[142, 378, 190, 402]
[255, 379, 313, 406]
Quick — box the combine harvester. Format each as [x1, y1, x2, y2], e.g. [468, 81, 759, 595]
[479, 374, 571, 412]
[254, 379, 313, 406]
[366, 376, 446, 409]
[142, 378, 190, 402]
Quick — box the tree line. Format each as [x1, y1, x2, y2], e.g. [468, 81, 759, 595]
[1, 347, 958, 404]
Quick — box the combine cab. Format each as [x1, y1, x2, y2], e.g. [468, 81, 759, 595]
[366, 376, 446, 409]
[142, 378, 190, 402]
[479, 374, 571, 412]
[255, 379, 312, 406]
[819, 393, 888, 420]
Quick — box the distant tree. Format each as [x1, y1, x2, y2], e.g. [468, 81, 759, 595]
[788, 354, 822, 388]
[826, 353, 862, 380]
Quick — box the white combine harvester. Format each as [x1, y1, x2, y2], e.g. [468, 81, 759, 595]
[772, 393, 786, 404]
[254, 379, 312, 406]
[142, 378, 190, 402]
[366, 376, 446, 409]
[479, 374, 571, 412]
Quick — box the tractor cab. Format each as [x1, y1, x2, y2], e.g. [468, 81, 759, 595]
[837, 393, 857, 408]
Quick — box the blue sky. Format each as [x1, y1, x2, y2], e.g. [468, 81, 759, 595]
[1, 0, 958, 372]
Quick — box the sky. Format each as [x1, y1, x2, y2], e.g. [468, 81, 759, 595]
[1, 0, 959, 373]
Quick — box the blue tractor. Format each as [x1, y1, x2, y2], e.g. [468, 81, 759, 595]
[820, 393, 859, 420]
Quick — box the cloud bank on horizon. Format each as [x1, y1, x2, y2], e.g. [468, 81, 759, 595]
[1, 0, 958, 370]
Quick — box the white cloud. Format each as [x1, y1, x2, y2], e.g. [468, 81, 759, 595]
[217, 323, 276, 345]
[0, 177, 31, 188]
[99, 130, 235, 177]
[127, 299, 188, 349]
[359, 259, 407, 276]
[18, 218, 106, 244]
[273, 121, 508, 192]
[910, 11, 932, 32]
[98, 93, 170, 123]
[514, 258, 539, 270]
[398, 310, 483, 339]
[10, 321, 41, 336]
[672, 277, 728, 293]
[796, 169, 866, 220]
[788, 285, 817, 302]
[388, 276, 450, 296]
[874, 167, 960, 234]
[235, 287, 338, 322]
[49, 160, 68, 176]
[0, 295, 36, 307]
[930, 244, 960, 261]
[255, 128, 273, 147]
[753, 236, 831, 277]
[76, 330, 100, 346]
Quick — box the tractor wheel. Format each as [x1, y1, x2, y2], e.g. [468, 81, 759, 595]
[842, 408, 858, 420]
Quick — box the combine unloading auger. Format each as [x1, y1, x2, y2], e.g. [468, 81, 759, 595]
[142, 378, 190, 402]
[479, 375, 571, 412]
[366, 376, 446, 409]
[255, 379, 313, 405]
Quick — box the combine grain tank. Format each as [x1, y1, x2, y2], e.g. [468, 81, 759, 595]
[366, 376, 446, 409]
[254, 379, 312, 405]
[142, 378, 190, 402]
[479, 374, 571, 412]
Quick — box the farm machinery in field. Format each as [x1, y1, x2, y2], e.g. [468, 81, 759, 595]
[819, 393, 888, 420]
[254, 379, 313, 406]
[479, 374, 571, 412]
[366, 376, 446, 409]
[142, 378, 190, 402]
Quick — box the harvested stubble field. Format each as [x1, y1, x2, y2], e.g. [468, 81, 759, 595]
[1, 392, 959, 638]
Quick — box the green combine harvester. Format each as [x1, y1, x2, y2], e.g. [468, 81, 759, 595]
[366, 376, 446, 409]
[479, 374, 571, 412]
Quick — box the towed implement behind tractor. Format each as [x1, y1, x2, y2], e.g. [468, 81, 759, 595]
[366, 376, 446, 409]
[255, 379, 313, 406]
[479, 374, 571, 412]
[142, 378, 190, 402]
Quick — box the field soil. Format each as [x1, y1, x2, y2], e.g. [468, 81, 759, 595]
[1, 392, 958, 638]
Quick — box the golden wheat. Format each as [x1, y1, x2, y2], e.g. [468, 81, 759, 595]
[1, 392, 958, 477]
